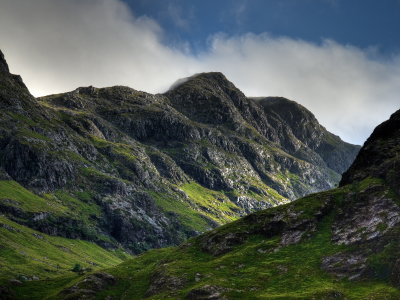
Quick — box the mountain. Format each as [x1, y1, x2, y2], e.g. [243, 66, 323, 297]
[0, 49, 360, 291]
[249, 96, 360, 175]
[24, 109, 400, 299]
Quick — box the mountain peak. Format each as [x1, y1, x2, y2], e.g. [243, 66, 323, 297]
[165, 71, 245, 126]
[340, 108, 400, 188]
[0, 49, 10, 73]
[168, 72, 229, 91]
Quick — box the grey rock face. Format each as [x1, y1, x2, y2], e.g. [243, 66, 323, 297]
[185, 285, 229, 300]
[321, 250, 368, 280]
[0, 49, 360, 256]
[3, 137, 74, 191]
[145, 265, 188, 297]
[233, 195, 273, 214]
[340, 109, 400, 188]
[255, 97, 361, 174]
[0, 50, 9, 73]
[200, 195, 332, 256]
[165, 73, 358, 198]
[331, 185, 400, 245]
[58, 272, 116, 300]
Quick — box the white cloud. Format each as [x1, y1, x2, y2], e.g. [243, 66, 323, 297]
[0, 0, 399, 145]
[201, 34, 400, 144]
[0, 0, 198, 96]
[166, 2, 194, 30]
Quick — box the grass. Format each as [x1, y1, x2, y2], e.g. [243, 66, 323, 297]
[54, 191, 102, 226]
[147, 180, 278, 249]
[0, 216, 130, 282]
[148, 190, 212, 233]
[25, 182, 400, 299]
[14, 179, 400, 299]
[7, 113, 36, 126]
[0, 181, 64, 214]
[16, 128, 51, 142]
[181, 182, 239, 223]
[8, 248, 166, 300]
[351, 177, 385, 193]
[0, 180, 114, 245]
[0, 180, 103, 227]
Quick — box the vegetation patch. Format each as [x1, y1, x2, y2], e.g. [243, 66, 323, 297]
[30, 185, 400, 299]
[0, 216, 129, 283]
[0, 181, 63, 214]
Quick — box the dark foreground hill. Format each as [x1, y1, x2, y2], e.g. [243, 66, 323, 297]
[0, 48, 359, 259]
[11, 109, 399, 299]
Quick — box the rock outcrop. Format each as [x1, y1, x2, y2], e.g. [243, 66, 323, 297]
[0, 50, 360, 256]
[58, 272, 116, 300]
[340, 109, 400, 188]
[0, 50, 10, 73]
[62, 106, 399, 300]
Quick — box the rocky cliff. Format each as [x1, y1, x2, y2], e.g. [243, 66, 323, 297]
[0, 50, 359, 258]
[0, 50, 10, 73]
[340, 108, 400, 189]
[252, 96, 360, 175]
[41, 107, 400, 300]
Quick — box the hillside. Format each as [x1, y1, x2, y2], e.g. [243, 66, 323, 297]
[0, 48, 362, 296]
[16, 109, 400, 299]
[0, 49, 359, 258]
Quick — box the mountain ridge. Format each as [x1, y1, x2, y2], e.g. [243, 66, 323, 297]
[0, 50, 361, 287]
[12, 106, 400, 299]
[46, 106, 400, 300]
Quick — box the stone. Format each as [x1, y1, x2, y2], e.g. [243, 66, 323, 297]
[0, 50, 9, 73]
[58, 272, 116, 299]
[184, 285, 229, 300]
[8, 279, 22, 286]
[321, 251, 368, 280]
[145, 267, 188, 298]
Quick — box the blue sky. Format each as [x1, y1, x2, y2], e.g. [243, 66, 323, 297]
[125, 0, 400, 55]
[0, 0, 399, 145]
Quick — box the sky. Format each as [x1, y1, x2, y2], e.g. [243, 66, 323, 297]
[0, 0, 400, 145]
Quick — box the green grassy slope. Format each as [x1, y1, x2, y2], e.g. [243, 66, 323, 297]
[10, 176, 400, 299]
[0, 214, 129, 282]
[0, 179, 130, 285]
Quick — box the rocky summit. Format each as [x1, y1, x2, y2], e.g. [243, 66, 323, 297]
[0, 50, 364, 298]
[0, 51, 358, 254]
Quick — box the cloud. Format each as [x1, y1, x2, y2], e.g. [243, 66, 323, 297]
[201, 34, 400, 145]
[166, 2, 194, 30]
[0, 0, 399, 145]
[0, 0, 198, 96]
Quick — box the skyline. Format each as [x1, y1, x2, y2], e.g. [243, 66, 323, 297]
[1, 0, 400, 145]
